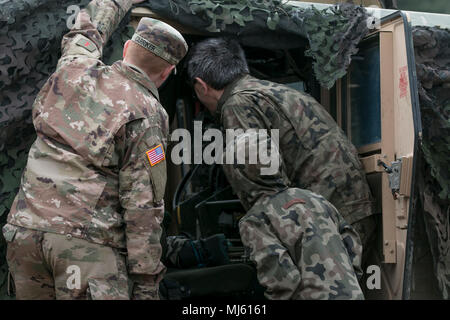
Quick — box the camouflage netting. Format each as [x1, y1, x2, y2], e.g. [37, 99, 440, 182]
[412, 26, 450, 299]
[413, 26, 450, 201]
[144, 0, 371, 89]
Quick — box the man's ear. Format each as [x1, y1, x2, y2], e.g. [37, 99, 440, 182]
[162, 65, 175, 79]
[123, 40, 131, 59]
[195, 77, 209, 95]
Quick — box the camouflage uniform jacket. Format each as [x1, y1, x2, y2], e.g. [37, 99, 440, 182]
[239, 187, 364, 300]
[219, 75, 374, 225]
[7, 0, 168, 276]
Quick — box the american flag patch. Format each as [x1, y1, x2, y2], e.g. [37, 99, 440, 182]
[146, 144, 165, 166]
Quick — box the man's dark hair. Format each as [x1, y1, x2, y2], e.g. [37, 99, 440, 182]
[186, 38, 249, 90]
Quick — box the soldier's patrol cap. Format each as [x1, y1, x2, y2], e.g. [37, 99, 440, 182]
[131, 17, 188, 65]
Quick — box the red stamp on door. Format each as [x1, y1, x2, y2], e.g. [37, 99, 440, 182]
[399, 66, 408, 99]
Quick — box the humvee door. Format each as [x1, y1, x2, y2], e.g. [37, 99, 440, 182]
[321, 11, 423, 299]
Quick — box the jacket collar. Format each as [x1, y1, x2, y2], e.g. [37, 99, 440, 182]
[113, 60, 160, 101]
[217, 74, 251, 119]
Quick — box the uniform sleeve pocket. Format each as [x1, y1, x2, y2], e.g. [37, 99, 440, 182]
[138, 125, 167, 204]
[142, 148, 167, 204]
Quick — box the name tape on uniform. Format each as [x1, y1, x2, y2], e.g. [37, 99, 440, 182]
[75, 37, 96, 52]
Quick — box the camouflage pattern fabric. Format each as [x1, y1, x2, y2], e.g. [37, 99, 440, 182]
[129, 273, 164, 300]
[144, 0, 371, 89]
[221, 139, 364, 300]
[1, 0, 189, 299]
[413, 26, 450, 299]
[0, 0, 130, 220]
[132, 17, 188, 65]
[3, 223, 131, 300]
[413, 26, 450, 201]
[0, 0, 134, 298]
[218, 74, 376, 247]
[221, 131, 364, 299]
[239, 189, 364, 299]
[298, 3, 370, 89]
[419, 184, 450, 299]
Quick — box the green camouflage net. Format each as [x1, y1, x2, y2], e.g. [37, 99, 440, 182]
[298, 4, 370, 89]
[413, 26, 450, 201]
[144, 0, 371, 89]
[413, 25, 450, 299]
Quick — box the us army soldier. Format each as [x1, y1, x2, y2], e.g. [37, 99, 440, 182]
[2, 0, 187, 299]
[223, 134, 364, 299]
[186, 38, 376, 251]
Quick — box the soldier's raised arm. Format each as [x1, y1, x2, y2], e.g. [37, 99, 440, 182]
[57, 0, 135, 68]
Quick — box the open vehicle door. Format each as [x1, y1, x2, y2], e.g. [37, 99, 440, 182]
[321, 11, 425, 299]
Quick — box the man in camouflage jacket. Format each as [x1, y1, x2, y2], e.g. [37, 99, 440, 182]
[222, 134, 364, 299]
[2, 0, 187, 299]
[187, 38, 376, 251]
